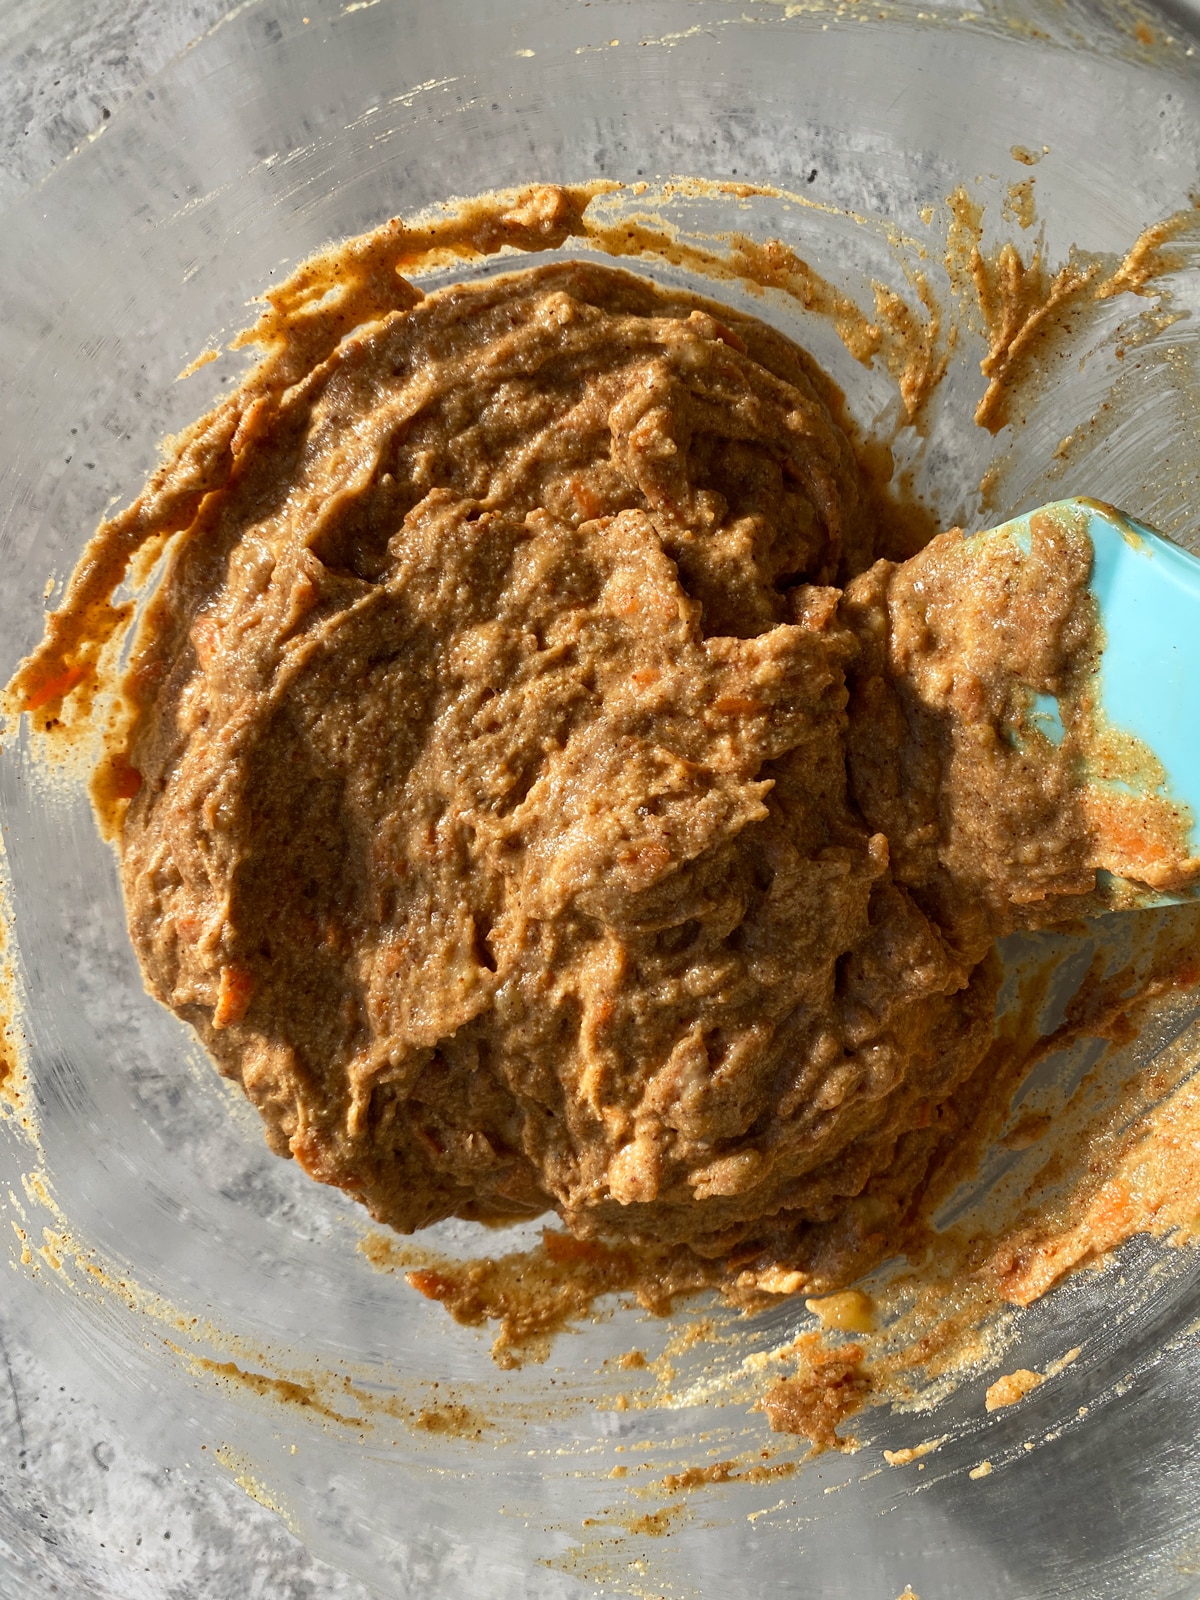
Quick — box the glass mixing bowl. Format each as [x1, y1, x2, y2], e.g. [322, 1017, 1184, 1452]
[4, 1, 1200, 1596]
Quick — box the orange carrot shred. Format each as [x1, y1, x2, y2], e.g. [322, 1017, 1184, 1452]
[213, 964, 256, 1028]
[23, 662, 88, 711]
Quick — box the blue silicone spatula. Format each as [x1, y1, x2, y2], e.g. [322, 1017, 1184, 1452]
[971, 496, 1200, 906]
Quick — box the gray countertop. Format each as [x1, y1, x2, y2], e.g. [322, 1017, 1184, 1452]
[0, 0, 229, 212]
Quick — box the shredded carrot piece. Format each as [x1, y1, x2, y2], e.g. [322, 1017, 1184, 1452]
[23, 662, 88, 711]
[712, 694, 765, 716]
[213, 964, 256, 1028]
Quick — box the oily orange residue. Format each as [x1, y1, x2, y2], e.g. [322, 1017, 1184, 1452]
[90, 752, 143, 821]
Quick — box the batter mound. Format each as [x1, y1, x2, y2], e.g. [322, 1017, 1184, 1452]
[28, 229, 1186, 1271]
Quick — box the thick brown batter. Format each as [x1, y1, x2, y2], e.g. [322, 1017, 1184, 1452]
[10, 193, 1196, 1275]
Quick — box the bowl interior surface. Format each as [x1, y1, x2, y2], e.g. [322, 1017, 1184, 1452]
[3, 1, 1200, 1596]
